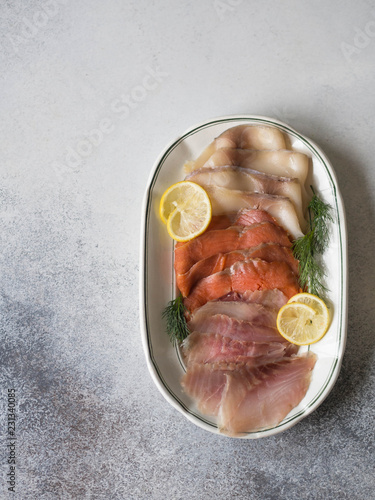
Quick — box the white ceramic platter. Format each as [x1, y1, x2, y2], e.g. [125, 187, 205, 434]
[139, 115, 348, 439]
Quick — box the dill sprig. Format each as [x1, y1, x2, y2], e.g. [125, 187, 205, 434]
[308, 189, 332, 253]
[162, 295, 190, 346]
[293, 187, 333, 298]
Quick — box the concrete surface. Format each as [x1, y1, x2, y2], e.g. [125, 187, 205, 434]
[0, 1, 374, 498]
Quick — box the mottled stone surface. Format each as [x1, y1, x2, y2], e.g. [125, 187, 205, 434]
[0, 1, 374, 498]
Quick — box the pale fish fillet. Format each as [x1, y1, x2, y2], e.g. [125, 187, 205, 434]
[181, 363, 227, 416]
[204, 186, 304, 239]
[188, 148, 309, 186]
[181, 354, 317, 435]
[219, 289, 289, 310]
[219, 353, 317, 435]
[182, 332, 295, 366]
[185, 125, 287, 172]
[187, 312, 285, 343]
[186, 166, 306, 232]
[190, 147, 310, 206]
[187, 301, 286, 343]
[189, 300, 279, 327]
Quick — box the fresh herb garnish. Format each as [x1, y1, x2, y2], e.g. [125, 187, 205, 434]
[293, 187, 333, 298]
[162, 295, 190, 346]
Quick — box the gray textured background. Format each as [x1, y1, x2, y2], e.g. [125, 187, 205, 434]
[1, 1, 374, 499]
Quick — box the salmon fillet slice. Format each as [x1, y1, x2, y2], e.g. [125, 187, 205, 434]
[174, 222, 292, 275]
[177, 243, 299, 297]
[184, 259, 300, 312]
[175, 208, 278, 249]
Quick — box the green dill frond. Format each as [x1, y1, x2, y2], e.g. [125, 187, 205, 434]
[162, 295, 190, 346]
[298, 250, 328, 297]
[308, 191, 333, 253]
[292, 187, 333, 299]
[292, 232, 314, 265]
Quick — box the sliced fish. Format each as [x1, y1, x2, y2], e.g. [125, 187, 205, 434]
[184, 259, 300, 312]
[204, 186, 304, 239]
[189, 300, 278, 326]
[174, 222, 292, 275]
[182, 332, 294, 366]
[176, 243, 299, 297]
[186, 125, 287, 171]
[219, 354, 317, 435]
[187, 313, 285, 343]
[219, 289, 289, 309]
[187, 166, 306, 231]
[187, 148, 309, 201]
[181, 354, 317, 435]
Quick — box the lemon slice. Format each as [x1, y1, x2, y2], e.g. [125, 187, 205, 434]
[159, 181, 212, 242]
[276, 293, 330, 345]
[288, 293, 329, 317]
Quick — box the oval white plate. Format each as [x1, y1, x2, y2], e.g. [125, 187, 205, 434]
[139, 115, 348, 439]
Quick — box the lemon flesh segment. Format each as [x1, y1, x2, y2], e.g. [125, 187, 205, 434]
[159, 181, 187, 224]
[288, 293, 330, 337]
[276, 302, 329, 346]
[288, 293, 329, 317]
[159, 181, 212, 242]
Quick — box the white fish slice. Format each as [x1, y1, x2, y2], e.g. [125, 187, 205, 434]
[187, 165, 307, 232]
[186, 125, 287, 173]
[189, 300, 278, 326]
[219, 353, 317, 436]
[186, 147, 310, 206]
[204, 185, 304, 239]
